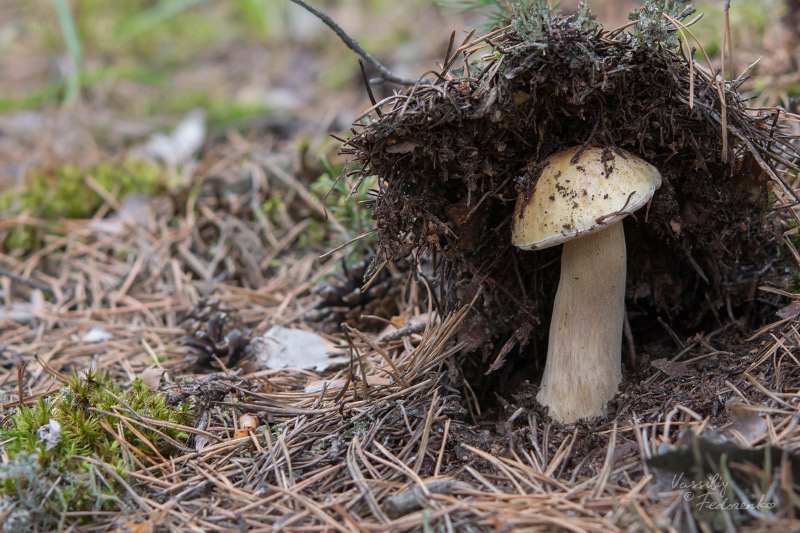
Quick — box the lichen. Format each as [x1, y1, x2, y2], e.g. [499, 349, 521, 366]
[630, 0, 696, 49]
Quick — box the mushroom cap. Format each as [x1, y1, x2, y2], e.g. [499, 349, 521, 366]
[512, 145, 662, 250]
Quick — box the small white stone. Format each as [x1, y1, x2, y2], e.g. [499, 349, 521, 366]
[83, 326, 112, 343]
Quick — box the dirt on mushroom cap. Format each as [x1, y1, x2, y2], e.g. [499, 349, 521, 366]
[511, 145, 662, 251]
[343, 2, 799, 380]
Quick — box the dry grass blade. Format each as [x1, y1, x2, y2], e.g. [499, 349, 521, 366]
[662, 12, 728, 161]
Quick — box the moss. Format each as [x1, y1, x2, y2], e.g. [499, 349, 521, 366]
[1, 159, 163, 220]
[338, 419, 371, 445]
[2, 370, 191, 466]
[117, 12, 230, 65]
[0, 371, 192, 526]
[0, 159, 164, 252]
[232, 0, 290, 41]
[320, 60, 362, 92]
[267, 421, 289, 441]
[309, 163, 373, 229]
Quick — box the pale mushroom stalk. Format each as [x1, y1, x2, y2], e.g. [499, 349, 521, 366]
[512, 146, 661, 424]
[537, 221, 626, 423]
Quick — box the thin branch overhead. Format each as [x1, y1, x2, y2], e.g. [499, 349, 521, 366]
[287, 0, 419, 86]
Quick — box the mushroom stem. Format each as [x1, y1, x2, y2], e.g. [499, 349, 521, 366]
[536, 222, 626, 423]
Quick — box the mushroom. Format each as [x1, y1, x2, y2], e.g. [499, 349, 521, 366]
[512, 146, 661, 423]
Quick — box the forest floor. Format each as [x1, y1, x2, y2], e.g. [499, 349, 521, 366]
[1, 1, 800, 531]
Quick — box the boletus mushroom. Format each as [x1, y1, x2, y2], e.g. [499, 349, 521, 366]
[512, 146, 661, 423]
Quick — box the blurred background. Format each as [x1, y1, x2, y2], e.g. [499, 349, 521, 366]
[0, 0, 796, 239]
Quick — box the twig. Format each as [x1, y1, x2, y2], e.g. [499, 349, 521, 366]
[17, 361, 26, 408]
[624, 306, 636, 370]
[287, 0, 419, 86]
[0, 265, 54, 292]
[358, 59, 382, 116]
[663, 12, 728, 162]
[382, 479, 469, 519]
[435, 418, 451, 477]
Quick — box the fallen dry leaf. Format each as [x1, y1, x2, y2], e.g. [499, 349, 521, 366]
[251, 325, 344, 371]
[651, 358, 696, 378]
[139, 366, 164, 389]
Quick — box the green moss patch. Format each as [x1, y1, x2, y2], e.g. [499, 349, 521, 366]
[0, 371, 192, 528]
[0, 159, 164, 252]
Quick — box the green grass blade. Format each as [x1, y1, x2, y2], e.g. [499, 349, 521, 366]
[53, 0, 82, 107]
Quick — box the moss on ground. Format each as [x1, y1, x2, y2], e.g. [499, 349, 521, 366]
[1, 159, 163, 220]
[0, 371, 192, 529]
[0, 158, 164, 252]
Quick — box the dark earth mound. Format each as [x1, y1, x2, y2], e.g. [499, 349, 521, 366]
[342, 2, 800, 415]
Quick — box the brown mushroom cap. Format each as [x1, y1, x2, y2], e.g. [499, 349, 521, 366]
[512, 146, 662, 250]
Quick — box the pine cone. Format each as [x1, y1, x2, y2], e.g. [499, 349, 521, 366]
[177, 298, 239, 335]
[305, 258, 406, 334]
[180, 311, 252, 372]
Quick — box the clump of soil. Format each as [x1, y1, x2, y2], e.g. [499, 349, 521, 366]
[343, 3, 799, 404]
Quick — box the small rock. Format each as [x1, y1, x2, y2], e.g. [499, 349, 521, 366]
[83, 326, 112, 343]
